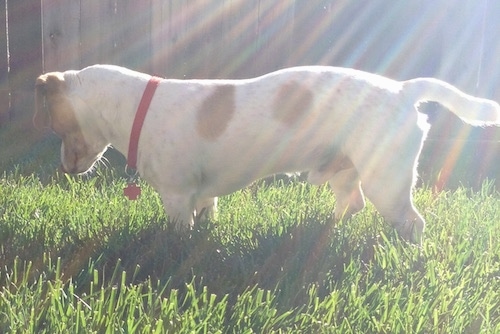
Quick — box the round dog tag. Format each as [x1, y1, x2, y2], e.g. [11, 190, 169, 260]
[124, 183, 141, 200]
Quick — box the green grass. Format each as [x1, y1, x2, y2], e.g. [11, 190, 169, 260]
[1, 168, 499, 333]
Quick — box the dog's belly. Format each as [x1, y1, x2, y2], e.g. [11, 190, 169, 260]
[197, 140, 343, 198]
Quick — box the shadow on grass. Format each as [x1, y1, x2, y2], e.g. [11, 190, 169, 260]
[2, 213, 400, 311]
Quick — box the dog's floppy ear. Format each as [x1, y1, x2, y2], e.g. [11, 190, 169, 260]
[33, 72, 65, 130]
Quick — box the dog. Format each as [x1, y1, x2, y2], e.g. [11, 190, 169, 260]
[34, 65, 500, 243]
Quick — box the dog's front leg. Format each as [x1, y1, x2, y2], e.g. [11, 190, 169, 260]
[160, 193, 196, 231]
[328, 167, 366, 221]
[195, 197, 218, 223]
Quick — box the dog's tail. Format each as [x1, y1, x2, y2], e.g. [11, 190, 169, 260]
[402, 78, 500, 126]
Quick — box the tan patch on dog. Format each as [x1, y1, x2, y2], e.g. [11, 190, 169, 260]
[196, 85, 235, 140]
[35, 73, 89, 171]
[273, 81, 313, 125]
[36, 73, 81, 136]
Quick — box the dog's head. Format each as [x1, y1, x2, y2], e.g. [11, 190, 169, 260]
[35, 72, 109, 174]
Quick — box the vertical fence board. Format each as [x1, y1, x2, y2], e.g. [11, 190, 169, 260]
[86, 0, 120, 66]
[151, 0, 171, 76]
[6, 0, 42, 121]
[218, 0, 261, 78]
[440, 0, 485, 92]
[0, 0, 9, 125]
[113, 0, 153, 72]
[194, 1, 224, 78]
[163, 0, 193, 78]
[253, 0, 295, 73]
[0, 0, 42, 171]
[94, 1, 119, 66]
[41, 0, 81, 71]
[79, 0, 106, 67]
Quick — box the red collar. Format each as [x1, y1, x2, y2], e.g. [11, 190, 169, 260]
[127, 76, 162, 170]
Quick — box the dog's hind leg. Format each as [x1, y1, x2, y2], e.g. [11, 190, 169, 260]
[307, 155, 365, 221]
[328, 167, 365, 221]
[357, 159, 425, 244]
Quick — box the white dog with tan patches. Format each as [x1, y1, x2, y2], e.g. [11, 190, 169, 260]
[34, 65, 500, 243]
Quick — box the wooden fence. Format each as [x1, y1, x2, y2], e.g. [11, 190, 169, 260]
[1, 0, 500, 188]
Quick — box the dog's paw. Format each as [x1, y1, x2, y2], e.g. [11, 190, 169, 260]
[393, 218, 424, 245]
[166, 216, 194, 233]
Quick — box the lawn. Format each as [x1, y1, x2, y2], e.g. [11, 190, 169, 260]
[1, 168, 499, 333]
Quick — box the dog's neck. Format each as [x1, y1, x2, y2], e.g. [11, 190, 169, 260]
[76, 71, 152, 157]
